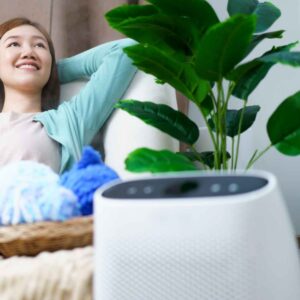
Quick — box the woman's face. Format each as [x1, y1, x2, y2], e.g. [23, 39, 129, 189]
[0, 25, 52, 94]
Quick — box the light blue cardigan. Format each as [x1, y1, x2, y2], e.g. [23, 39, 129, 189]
[33, 39, 137, 174]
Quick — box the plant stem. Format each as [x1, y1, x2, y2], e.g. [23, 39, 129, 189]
[199, 106, 216, 146]
[245, 149, 258, 170]
[246, 144, 273, 169]
[221, 82, 236, 170]
[218, 79, 229, 170]
[234, 99, 247, 170]
[195, 86, 220, 169]
[231, 137, 235, 169]
[196, 102, 218, 164]
[209, 90, 218, 109]
[217, 80, 224, 169]
[225, 82, 236, 108]
[207, 90, 220, 169]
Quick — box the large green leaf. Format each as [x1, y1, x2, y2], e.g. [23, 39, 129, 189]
[106, 6, 198, 59]
[267, 91, 300, 155]
[126, 148, 198, 173]
[208, 106, 260, 137]
[106, 4, 158, 24]
[253, 2, 281, 33]
[225, 106, 260, 137]
[227, 0, 258, 15]
[246, 30, 284, 56]
[228, 60, 273, 100]
[259, 51, 300, 66]
[228, 42, 298, 99]
[147, 0, 219, 31]
[194, 15, 256, 81]
[115, 100, 199, 145]
[227, 0, 281, 33]
[124, 44, 210, 103]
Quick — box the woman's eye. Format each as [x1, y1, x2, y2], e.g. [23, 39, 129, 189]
[35, 43, 46, 48]
[7, 42, 20, 47]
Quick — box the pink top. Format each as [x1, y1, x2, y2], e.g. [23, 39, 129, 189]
[0, 112, 61, 173]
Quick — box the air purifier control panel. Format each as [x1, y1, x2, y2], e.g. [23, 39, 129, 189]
[102, 175, 268, 199]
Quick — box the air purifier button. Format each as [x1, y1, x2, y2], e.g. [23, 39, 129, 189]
[210, 183, 221, 193]
[127, 186, 138, 195]
[228, 183, 239, 193]
[143, 186, 153, 194]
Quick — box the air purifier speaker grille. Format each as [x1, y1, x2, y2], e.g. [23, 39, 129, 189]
[97, 231, 257, 300]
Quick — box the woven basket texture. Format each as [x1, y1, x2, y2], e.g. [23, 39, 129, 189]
[0, 216, 93, 258]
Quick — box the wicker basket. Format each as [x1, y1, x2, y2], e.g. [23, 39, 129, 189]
[0, 216, 93, 258]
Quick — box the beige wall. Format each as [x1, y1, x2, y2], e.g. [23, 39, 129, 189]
[0, 0, 52, 30]
[0, 0, 141, 59]
[51, 0, 127, 58]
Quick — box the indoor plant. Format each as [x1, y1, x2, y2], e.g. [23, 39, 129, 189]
[106, 0, 300, 173]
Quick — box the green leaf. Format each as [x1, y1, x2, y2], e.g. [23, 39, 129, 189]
[227, 0, 258, 15]
[147, 0, 219, 31]
[226, 106, 260, 137]
[194, 15, 256, 81]
[227, 0, 281, 33]
[267, 91, 300, 155]
[208, 106, 260, 137]
[228, 42, 298, 99]
[200, 94, 214, 117]
[106, 4, 158, 24]
[155, 78, 165, 84]
[126, 148, 198, 173]
[107, 7, 198, 59]
[253, 2, 281, 33]
[200, 151, 231, 169]
[259, 51, 300, 66]
[180, 151, 201, 162]
[124, 44, 210, 103]
[229, 60, 273, 100]
[246, 30, 284, 56]
[115, 100, 199, 145]
[181, 151, 231, 169]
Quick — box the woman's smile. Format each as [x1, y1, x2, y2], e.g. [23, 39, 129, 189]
[0, 25, 52, 93]
[16, 61, 40, 71]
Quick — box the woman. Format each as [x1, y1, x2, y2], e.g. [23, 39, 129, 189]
[0, 17, 137, 174]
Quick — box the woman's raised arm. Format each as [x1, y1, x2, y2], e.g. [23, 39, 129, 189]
[56, 38, 137, 143]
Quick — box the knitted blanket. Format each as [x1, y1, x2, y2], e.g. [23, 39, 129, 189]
[0, 247, 93, 300]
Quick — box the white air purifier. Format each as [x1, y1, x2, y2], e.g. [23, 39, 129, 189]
[94, 171, 300, 300]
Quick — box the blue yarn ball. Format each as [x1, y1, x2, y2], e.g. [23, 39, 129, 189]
[0, 161, 80, 225]
[60, 146, 119, 215]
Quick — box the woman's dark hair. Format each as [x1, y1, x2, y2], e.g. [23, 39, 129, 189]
[0, 17, 60, 111]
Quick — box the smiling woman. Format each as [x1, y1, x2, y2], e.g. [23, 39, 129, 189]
[0, 18, 59, 111]
[0, 17, 137, 173]
[0, 25, 53, 113]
